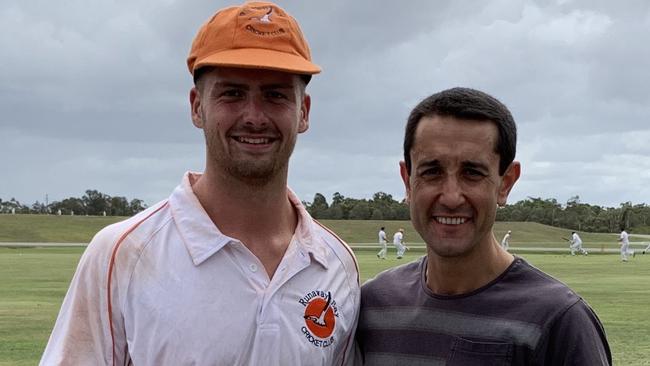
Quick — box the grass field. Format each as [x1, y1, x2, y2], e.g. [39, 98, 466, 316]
[0, 215, 124, 243]
[1, 246, 649, 365]
[3, 215, 646, 250]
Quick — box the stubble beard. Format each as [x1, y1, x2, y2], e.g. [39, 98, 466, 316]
[205, 129, 296, 187]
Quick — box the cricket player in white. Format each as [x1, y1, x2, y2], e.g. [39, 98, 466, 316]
[377, 227, 387, 259]
[40, 2, 360, 365]
[500, 230, 511, 251]
[570, 231, 588, 256]
[618, 229, 635, 262]
[393, 229, 406, 259]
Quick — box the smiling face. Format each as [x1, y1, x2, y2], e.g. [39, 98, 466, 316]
[190, 67, 310, 185]
[400, 115, 520, 259]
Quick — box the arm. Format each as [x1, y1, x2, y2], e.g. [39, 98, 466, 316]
[40, 228, 128, 366]
[536, 300, 612, 365]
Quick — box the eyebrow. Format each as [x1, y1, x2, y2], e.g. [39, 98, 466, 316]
[462, 161, 489, 172]
[416, 160, 489, 172]
[417, 160, 441, 169]
[211, 82, 294, 90]
[260, 83, 295, 91]
[212, 82, 249, 90]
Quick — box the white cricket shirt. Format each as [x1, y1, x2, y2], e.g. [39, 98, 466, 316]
[620, 230, 629, 245]
[378, 230, 386, 243]
[572, 232, 582, 245]
[41, 172, 360, 366]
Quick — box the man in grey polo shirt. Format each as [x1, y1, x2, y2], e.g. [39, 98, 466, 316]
[356, 87, 611, 365]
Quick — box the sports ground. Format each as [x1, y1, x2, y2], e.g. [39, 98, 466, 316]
[1, 217, 649, 365]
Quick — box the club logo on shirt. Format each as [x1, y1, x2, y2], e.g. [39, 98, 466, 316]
[299, 290, 339, 348]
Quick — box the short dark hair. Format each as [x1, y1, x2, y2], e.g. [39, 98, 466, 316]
[403, 87, 517, 176]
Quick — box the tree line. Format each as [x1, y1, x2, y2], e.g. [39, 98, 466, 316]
[305, 193, 650, 234]
[0, 190, 147, 216]
[3, 190, 649, 234]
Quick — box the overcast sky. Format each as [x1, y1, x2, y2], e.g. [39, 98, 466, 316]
[2, 0, 649, 209]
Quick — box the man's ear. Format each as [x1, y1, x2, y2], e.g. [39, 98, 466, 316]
[298, 94, 311, 133]
[399, 161, 411, 204]
[190, 87, 203, 129]
[497, 161, 521, 206]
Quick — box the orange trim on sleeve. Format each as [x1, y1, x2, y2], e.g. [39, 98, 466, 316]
[106, 201, 169, 366]
[313, 219, 360, 284]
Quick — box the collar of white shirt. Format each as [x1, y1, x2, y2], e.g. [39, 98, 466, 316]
[168, 172, 329, 268]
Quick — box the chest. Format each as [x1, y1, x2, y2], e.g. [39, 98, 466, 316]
[120, 244, 354, 365]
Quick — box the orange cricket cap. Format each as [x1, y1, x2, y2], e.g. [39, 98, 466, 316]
[187, 1, 321, 76]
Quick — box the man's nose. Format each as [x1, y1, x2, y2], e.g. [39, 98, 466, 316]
[242, 96, 270, 128]
[438, 176, 466, 209]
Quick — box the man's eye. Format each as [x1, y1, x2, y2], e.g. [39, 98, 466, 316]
[464, 168, 486, 178]
[222, 90, 244, 98]
[421, 168, 442, 177]
[266, 90, 287, 99]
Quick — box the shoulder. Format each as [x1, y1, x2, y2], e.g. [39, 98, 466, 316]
[311, 219, 359, 284]
[361, 257, 423, 305]
[83, 200, 172, 265]
[503, 258, 587, 322]
[535, 298, 612, 364]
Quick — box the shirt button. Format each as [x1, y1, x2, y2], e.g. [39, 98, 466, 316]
[249, 263, 258, 272]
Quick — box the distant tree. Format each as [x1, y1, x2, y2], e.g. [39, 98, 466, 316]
[82, 190, 110, 215]
[307, 193, 329, 219]
[370, 208, 383, 220]
[349, 201, 371, 220]
[327, 205, 344, 219]
[31, 201, 48, 214]
[110, 196, 130, 216]
[129, 199, 147, 215]
[53, 198, 86, 215]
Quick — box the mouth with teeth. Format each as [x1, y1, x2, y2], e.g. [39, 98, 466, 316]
[233, 136, 275, 145]
[435, 217, 469, 225]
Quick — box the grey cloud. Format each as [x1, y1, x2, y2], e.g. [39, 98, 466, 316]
[2, 0, 649, 208]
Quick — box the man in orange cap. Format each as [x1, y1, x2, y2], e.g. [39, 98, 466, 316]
[41, 3, 359, 365]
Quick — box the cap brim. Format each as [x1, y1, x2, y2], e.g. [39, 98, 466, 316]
[194, 48, 321, 75]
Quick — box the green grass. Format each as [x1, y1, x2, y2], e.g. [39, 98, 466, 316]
[0, 247, 82, 366]
[1, 246, 649, 365]
[5, 215, 642, 251]
[0, 215, 125, 243]
[320, 220, 636, 249]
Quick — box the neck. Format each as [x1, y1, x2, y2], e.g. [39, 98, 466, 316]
[192, 168, 298, 279]
[425, 236, 514, 296]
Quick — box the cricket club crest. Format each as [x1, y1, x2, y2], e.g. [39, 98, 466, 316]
[299, 290, 339, 348]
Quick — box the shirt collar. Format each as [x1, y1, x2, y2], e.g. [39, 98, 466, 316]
[169, 172, 329, 268]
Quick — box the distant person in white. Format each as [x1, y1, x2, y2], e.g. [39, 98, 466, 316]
[618, 228, 635, 262]
[643, 241, 650, 255]
[570, 231, 588, 256]
[393, 228, 407, 259]
[501, 230, 511, 251]
[377, 227, 387, 259]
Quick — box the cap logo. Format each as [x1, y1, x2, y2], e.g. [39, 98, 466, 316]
[243, 6, 285, 37]
[299, 290, 339, 348]
[251, 7, 273, 23]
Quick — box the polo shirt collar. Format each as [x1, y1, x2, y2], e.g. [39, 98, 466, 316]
[169, 172, 329, 268]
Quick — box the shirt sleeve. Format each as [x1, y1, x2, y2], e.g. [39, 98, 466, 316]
[40, 228, 128, 366]
[537, 299, 612, 366]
